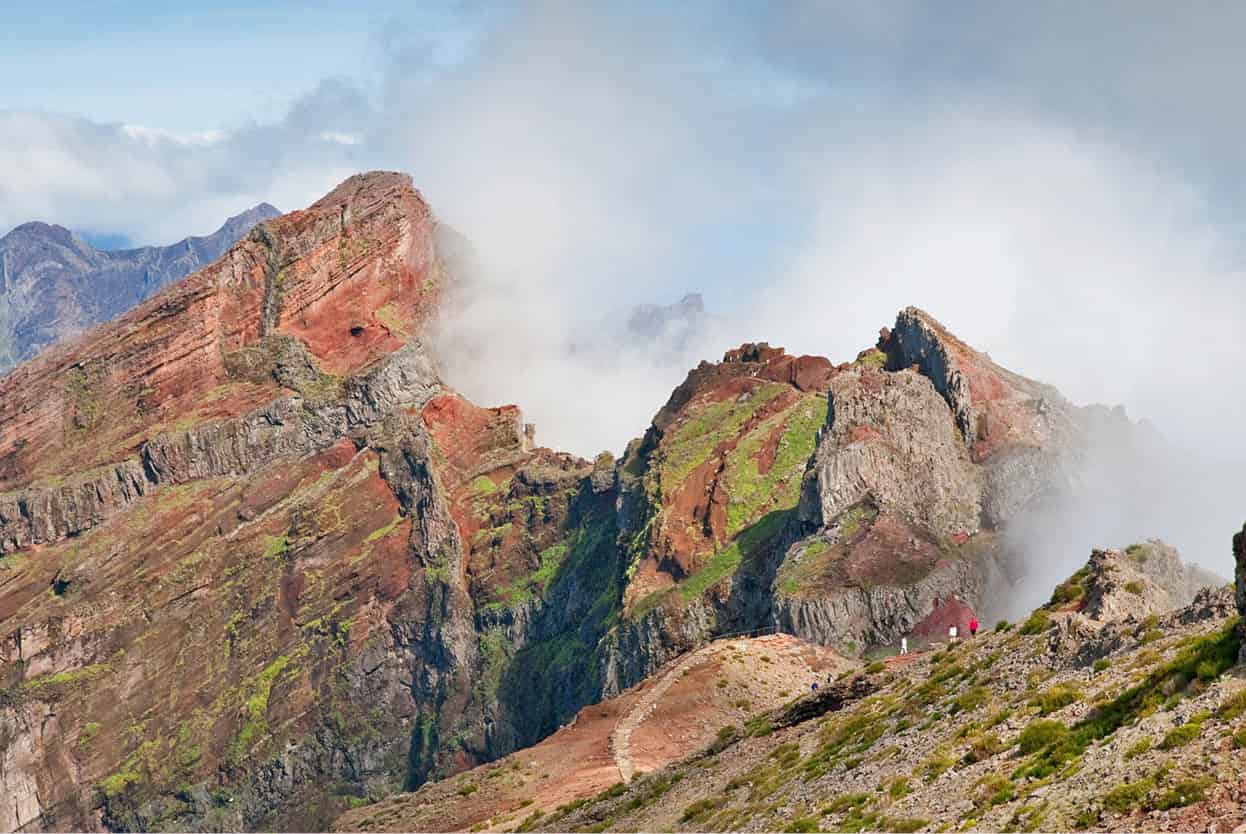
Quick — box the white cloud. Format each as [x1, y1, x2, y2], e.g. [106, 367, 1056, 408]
[120, 124, 228, 146]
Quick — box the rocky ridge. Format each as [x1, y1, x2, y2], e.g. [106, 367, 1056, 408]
[0, 204, 280, 373]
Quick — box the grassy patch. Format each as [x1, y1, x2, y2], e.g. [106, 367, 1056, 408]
[678, 509, 788, 600]
[261, 534, 289, 561]
[1153, 778, 1212, 810]
[723, 394, 827, 536]
[470, 475, 498, 496]
[682, 797, 724, 823]
[1018, 609, 1051, 636]
[1218, 687, 1246, 720]
[364, 515, 403, 543]
[1102, 777, 1154, 814]
[1016, 618, 1239, 779]
[660, 382, 789, 489]
[922, 752, 955, 783]
[229, 647, 306, 760]
[1031, 683, 1082, 715]
[1158, 720, 1202, 750]
[98, 770, 141, 799]
[21, 661, 113, 699]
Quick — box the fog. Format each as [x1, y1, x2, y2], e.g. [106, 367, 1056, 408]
[2, 3, 1243, 583]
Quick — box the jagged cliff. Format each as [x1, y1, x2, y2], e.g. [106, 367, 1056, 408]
[0, 171, 1200, 833]
[0, 173, 463, 831]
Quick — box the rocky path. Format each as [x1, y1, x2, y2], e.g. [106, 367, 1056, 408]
[610, 645, 720, 782]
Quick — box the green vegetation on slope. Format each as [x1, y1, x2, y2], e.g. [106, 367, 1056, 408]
[722, 394, 828, 536]
[657, 383, 788, 491]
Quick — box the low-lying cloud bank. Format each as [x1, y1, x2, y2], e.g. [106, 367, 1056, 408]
[3, 3, 1243, 579]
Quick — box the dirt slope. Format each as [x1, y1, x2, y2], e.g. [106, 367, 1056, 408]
[336, 634, 853, 832]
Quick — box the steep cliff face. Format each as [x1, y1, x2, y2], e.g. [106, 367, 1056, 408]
[882, 307, 1085, 526]
[0, 173, 475, 831]
[0, 205, 280, 374]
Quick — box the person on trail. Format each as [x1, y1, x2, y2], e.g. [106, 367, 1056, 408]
[900, 636, 908, 655]
[948, 624, 958, 643]
[811, 681, 819, 692]
[969, 616, 979, 637]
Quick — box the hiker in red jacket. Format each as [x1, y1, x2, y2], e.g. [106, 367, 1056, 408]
[969, 616, 979, 637]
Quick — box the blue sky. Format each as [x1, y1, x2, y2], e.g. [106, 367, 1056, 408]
[2, 1, 418, 131]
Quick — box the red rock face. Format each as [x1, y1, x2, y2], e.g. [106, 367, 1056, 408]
[910, 596, 978, 641]
[421, 392, 592, 609]
[0, 172, 475, 831]
[0, 172, 440, 491]
[621, 344, 833, 610]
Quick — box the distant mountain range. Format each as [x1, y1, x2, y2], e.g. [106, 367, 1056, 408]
[0, 203, 279, 373]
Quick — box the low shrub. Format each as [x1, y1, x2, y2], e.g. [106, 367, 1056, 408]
[1033, 683, 1082, 715]
[1016, 720, 1068, 754]
[708, 724, 740, 755]
[1153, 778, 1212, 811]
[1050, 581, 1085, 605]
[1158, 721, 1201, 750]
[977, 774, 1015, 808]
[963, 734, 1005, 764]
[1102, 777, 1154, 814]
[1218, 688, 1246, 720]
[1124, 737, 1151, 759]
[922, 752, 954, 782]
[952, 686, 990, 714]
[681, 797, 722, 822]
[1019, 610, 1051, 636]
[1195, 660, 1223, 682]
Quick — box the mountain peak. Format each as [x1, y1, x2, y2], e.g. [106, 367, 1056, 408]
[307, 170, 417, 212]
[0, 171, 442, 493]
[2, 220, 86, 249]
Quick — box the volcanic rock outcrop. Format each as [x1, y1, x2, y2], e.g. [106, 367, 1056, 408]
[881, 307, 1084, 526]
[0, 204, 279, 373]
[1076, 542, 1223, 623]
